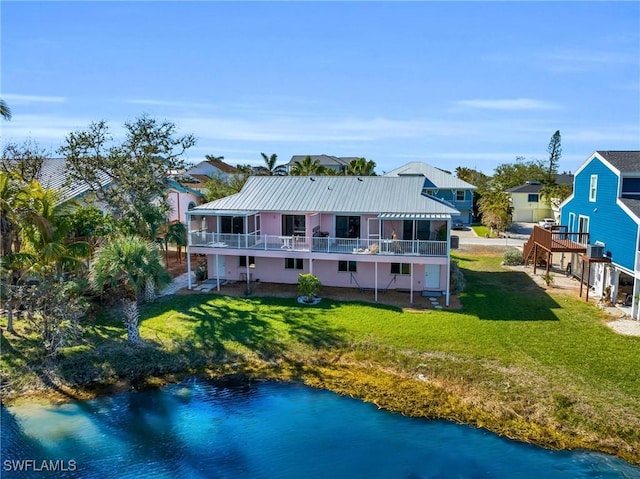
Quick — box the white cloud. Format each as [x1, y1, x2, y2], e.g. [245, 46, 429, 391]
[2, 94, 67, 104]
[123, 98, 217, 109]
[456, 98, 561, 111]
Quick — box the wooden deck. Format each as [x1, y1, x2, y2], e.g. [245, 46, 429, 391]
[523, 225, 588, 273]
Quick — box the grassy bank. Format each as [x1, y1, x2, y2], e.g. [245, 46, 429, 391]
[1, 253, 639, 464]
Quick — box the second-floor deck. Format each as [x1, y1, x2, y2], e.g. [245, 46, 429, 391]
[189, 231, 449, 257]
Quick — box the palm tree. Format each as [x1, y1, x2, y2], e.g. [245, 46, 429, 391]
[290, 155, 325, 176]
[90, 236, 171, 344]
[164, 221, 187, 263]
[260, 152, 286, 176]
[12, 183, 91, 279]
[0, 99, 11, 121]
[347, 157, 376, 176]
[0, 171, 29, 333]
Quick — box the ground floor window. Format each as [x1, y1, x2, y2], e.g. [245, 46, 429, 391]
[391, 263, 411, 275]
[285, 258, 304, 270]
[239, 256, 255, 267]
[338, 260, 357, 272]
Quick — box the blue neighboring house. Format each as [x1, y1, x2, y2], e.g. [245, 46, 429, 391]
[383, 162, 476, 224]
[559, 151, 640, 320]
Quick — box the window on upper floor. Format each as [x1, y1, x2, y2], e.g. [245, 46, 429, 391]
[589, 175, 598, 202]
[456, 190, 465, 201]
[527, 194, 539, 203]
[622, 177, 640, 199]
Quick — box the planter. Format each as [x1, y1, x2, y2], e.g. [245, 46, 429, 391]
[297, 296, 321, 305]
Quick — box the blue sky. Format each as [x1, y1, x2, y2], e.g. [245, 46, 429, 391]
[1, 1, 639, 175]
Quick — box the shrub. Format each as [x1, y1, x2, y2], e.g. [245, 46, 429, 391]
[450, 260, 466, 294]
[502, 249, 523, 266]
[298, 273, 322, 303]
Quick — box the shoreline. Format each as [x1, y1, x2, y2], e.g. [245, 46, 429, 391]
[3, 356, 640, 467]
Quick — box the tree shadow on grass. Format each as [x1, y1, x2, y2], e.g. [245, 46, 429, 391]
[458, 268, 562, 321]
[170, 296, 348, 360]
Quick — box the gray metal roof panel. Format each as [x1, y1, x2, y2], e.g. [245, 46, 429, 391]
[38, 158, 112, 203]
[383, 161, 477, 189]
[194, 176, 459, 215]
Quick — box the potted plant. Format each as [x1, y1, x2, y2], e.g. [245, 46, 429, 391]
[297, 273, 322, 304]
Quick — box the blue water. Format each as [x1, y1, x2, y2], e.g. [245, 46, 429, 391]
[2, 380, 639, 478]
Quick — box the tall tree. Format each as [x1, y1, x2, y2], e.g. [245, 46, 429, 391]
[478, 190, 512, 233]
[90, 235, 171, 344]
[59, 115, 196, 237]
[10, 183, 91, 280]
[259, 152, 286, 176]
[0, 99, 11, 121]
[455, 166, 491, 222]
[1, 139, 48, 182]
[491, 157, 545, 191]
[455, 166, 490, 192]
[545, 130, 562, 186]
[346, 157, 376, 176]
[290, 155, 325, 176]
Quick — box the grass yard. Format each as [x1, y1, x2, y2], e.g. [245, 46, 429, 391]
[1, 252, 639, 463]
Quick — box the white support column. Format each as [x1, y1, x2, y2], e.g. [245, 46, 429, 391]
[187, 246, 192, 289]
[216, 254, 220, 291]
[309, 258, 313, 276]
[446, 220, 451, 307]
[445, 257, 451, 307]
[246, 260, 250, 290]
[374, 261, 378, 302]
[410, 263, 414, 304]
[633, 277, 639, 320]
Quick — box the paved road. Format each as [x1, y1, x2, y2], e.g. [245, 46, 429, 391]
[454, 223, 534, 249]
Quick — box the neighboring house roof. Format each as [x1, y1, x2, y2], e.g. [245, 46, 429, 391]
[507, 174, 574, 194]
[506, 182, 543, 194]
[205, 159, 239, 174]
[166, 179, 205, 198]
[186, 159, 239, 177]
[194, 176, 460, 217]
[38, 158, 111, 204]
[556, 174, 574, 186]
[383, 162, 476, 190]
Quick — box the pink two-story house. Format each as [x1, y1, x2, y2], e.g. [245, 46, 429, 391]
[186, 175, 460, 305]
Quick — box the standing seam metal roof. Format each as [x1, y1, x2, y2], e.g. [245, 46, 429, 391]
[194, 176, 459, 216]
[383, 161, 477, 189]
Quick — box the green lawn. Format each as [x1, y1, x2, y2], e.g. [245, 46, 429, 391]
[2, 252, 639, 462]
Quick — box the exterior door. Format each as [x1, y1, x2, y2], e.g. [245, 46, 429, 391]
[424, 264, 441, 289]
[211, 254, 225, 279]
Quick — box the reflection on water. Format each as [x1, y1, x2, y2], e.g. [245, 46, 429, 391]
[2, 380, 639, 478]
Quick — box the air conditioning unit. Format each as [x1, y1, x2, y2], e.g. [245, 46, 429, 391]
[586, 244, 604, 258]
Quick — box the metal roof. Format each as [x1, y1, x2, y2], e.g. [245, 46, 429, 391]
[193, 176, 459, 216]
[383, 161, 477, 189]
[38, 158, 112, 204]
[378, 213, 453, 220]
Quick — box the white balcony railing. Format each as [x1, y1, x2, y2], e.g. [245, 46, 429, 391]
[188, 231, 448, 257]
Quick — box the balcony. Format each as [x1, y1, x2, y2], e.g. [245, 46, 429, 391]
[189, 231, 448, 257]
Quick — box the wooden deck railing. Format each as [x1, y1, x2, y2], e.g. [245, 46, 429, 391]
[523, 225, 588, 265]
